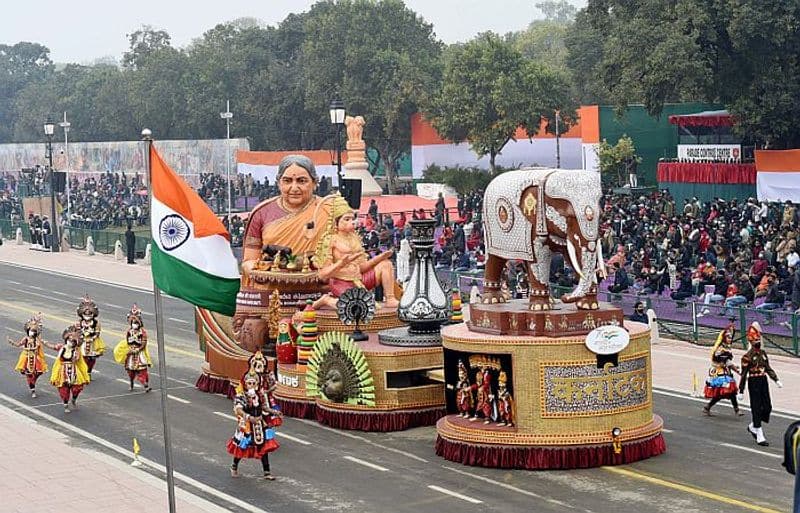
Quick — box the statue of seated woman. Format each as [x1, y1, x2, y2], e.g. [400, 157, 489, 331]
[313, 195, 399, 310]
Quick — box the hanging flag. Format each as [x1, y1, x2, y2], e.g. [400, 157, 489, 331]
[755, 149, 800, 203]
[149, 145, 240, 315]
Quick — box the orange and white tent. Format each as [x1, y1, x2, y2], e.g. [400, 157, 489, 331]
[755, 149, 800, 202]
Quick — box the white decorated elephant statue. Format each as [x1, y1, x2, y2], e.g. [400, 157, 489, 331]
[481, 168, 606, 310]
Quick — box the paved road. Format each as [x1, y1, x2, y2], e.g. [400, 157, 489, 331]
[0, 262, 795, 513]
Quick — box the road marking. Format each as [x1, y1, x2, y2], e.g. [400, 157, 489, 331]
[275, 432, 312, 446]
[105, 303, 128, 311]
[0, 392, 272, 513]
[5, 327, 24, 334]
[603, 466, 782, 513]
[427, 485, 483, 504]
[294, 417, 429, 463]
[719, 443, 781, 459]
[653, 387, 800, 419]
[169, 317, 190, 324]
[28, 285, 44, 290]
[661, 428, 674, 433]
[16, 289, 75, 305]
[442, 466, 572, 508]
[343, 455, 389, 472]
[0, 299, 203, 360]
[7, 279, 21, 285]
[0, 261, 152, 293]
[167, 395, 190, 404]
[116, 378, 131, 385]
[49, 290, 71, 297]
[214, 411, 235, 421]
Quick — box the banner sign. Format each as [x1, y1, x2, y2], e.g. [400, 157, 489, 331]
[677, 144, 741, 161]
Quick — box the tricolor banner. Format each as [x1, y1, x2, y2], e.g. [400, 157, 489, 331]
[149, 145, 240, 315]
[755, 149, 800, 203]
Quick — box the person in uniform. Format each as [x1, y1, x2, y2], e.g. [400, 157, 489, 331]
[739, 322, 783, 446]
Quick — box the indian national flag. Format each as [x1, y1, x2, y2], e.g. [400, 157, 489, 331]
[150, 145, 240, 315]
[755, 149, 800, 203]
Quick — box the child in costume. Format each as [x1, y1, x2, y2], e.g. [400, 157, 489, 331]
[77, 295, 106, 374]
[113, 304, 152, 392]
[739, 322, 782, 446]
[227, 371, 282, 480]
[48, 324, 91, 413]
[703, 325, 743, 416]
[7, 313, 48, 398]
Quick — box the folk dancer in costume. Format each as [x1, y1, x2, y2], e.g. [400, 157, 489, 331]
[48, 325, 91, 413]
[113, 305, 152, 392]
[496, 371, 515, 427]
[738, 322, 783, 446]
[227, 371, 282, 480]
[7, 313, 48, 398]
[76, 295, 106, 374]
[236, 352, 281, 415]
[703, 325, 744, 416]
[313, 194, 399, 310]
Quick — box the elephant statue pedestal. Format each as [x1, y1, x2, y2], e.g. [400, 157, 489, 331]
[468, 299, 624, 337]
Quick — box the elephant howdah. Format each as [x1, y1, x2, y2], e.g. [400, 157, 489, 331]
[482, 168, 606, 310]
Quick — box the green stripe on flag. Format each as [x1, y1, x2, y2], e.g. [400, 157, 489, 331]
[151, 245, 239, 316]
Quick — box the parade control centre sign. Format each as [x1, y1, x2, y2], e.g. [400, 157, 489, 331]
[677, 144, 741, 162]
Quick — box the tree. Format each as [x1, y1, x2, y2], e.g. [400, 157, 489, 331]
[579, 0, 800, 148]
[0, 42, 53, 142]
[298, 0, 443, 193]
[535, 1, 577, 24]
[427, 33, 575, 173]
[597, 135, 639, 188]
[123, 26, 173, 69]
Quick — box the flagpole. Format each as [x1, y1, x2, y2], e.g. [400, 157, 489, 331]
[143, 128, 177, 513]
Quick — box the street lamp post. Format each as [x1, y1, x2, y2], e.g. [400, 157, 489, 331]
[555, 110, 561, 169]
[329, 98, 346, 190]
[59, 112, 71, 224]
[44, 118, 59, 252]
[220, 100, 233, 222]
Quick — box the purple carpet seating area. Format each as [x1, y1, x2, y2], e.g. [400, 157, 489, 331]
[595, 278, 797, 340]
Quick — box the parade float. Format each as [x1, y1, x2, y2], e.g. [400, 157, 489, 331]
[196, 117, 448, 431]
[435, 168, 666, 469]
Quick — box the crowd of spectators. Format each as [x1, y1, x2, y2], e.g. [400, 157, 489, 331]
[599, 191, 800, 326]
[61, 172, 149, 229]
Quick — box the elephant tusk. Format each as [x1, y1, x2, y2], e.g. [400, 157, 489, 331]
[597, 242, 607, 279]
[566, 239, 586, 281]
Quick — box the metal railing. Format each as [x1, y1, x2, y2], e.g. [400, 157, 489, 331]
[0, 220, 151, 257]
[431, 268, 798, 356]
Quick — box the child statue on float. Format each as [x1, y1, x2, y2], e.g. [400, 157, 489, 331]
[312, 194, 399, 310]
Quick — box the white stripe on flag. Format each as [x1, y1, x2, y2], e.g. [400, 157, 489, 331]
[151, 197, 240, 280]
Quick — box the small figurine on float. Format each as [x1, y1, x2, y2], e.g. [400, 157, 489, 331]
[470, 366, 494, 424]
[496, 371, 514, 427]
[227, 371, 282, 480]
[703, 324, 743, 416]
[275, 318, 299, 365]
[738, 322, 782, 446]
[449, 360, 473, 418]
[7, 313, 48, 398]
[76, 295, 105, 375]
[48, 324, 91, 413]
[113, 304, 152, 392]
[313, 194, 399, 310]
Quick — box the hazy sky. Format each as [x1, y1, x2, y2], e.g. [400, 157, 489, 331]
[2, 0, 586, 64]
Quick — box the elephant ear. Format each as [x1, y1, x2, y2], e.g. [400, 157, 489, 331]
[519, 186, 538, 222]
